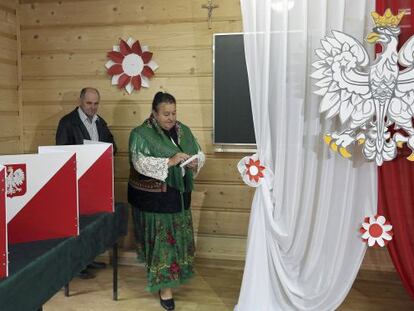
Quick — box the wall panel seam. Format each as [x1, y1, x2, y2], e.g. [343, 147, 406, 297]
[20, 17, 241, 30]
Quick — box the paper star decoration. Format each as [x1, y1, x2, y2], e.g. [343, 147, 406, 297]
[105, 37, 158, 94]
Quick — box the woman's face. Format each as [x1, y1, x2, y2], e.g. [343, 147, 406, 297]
[153, 102, 177, 130]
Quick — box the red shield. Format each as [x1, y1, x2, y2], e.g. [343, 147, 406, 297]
[6, 164, 27, 198]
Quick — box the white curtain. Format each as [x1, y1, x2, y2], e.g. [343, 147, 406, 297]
[236, 1, 376, 310]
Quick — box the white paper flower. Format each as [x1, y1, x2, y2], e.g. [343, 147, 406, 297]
[237, 154, 266, 187]
[105, 37, 158, 94]
[360, 215, 393, 247]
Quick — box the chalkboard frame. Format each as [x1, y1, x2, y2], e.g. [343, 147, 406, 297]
[212, 33, 257, 152]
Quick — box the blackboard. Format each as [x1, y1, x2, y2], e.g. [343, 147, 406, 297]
[213, 33, 256, 146]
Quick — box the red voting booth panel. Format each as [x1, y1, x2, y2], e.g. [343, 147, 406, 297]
[0, 167, 7, 278]
[7, 155, 78, 244]
[39, 144, 114, 216]
[78, 145, 113, 215]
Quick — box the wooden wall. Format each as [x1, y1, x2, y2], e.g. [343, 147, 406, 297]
[18, 0, 252, 263]
[0, 0, 22, 155]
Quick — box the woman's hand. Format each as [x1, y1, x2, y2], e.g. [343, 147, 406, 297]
[168, 153, 190, 167]
[186, 159, 198, 169]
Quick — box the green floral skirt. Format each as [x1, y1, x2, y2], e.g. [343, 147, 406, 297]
[131, 207, 196, 292]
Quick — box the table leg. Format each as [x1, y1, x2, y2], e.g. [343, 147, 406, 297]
[113, 242, 118, 301]
[64, 283, 69, 297]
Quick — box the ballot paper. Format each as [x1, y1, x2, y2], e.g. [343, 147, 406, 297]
[179, 154, 199, 168]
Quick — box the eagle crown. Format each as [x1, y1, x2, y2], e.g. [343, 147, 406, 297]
[368, 9, 404, 45]
[371, 8, 405, 27]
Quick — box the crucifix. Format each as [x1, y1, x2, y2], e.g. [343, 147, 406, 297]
[201, 0, 219, 29]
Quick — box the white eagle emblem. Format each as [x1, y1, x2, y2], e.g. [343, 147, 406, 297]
[312, 9, 414, 165]
[6, 164, 26, 198]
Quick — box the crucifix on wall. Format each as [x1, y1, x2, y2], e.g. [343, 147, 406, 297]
[202, 0, 219, 29]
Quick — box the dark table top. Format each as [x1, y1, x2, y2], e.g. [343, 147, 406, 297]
[0, 202, 128, 311]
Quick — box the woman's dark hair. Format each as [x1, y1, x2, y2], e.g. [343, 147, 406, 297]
[152, 91, 176, 112]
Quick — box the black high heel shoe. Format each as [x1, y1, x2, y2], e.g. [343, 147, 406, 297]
[159, 290, 175, 310]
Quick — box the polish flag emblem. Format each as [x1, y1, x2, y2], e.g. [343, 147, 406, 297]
[6, 164, 26, 198]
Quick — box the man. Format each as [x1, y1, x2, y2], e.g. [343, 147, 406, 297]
[56, 87, 117, 279]
[56, 87, 117, 151]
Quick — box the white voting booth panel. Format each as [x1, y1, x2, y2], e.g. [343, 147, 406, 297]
[0, 152, 78, 245]
[39, 142, 114, 215]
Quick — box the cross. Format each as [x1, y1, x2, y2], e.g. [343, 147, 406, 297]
[201, 0, 219, 29]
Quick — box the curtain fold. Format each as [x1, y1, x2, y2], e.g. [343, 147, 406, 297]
[378, 159, 414, 299]
[374, 1, 414, 300]
[236, 1, 376, 310]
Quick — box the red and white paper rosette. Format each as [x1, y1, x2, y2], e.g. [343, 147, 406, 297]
[105, 37, 158, 94]
[237, 154, 266, 187]
[360, 215, 393, 247]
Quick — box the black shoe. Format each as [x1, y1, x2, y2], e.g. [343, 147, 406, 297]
[87, 261, 106, 269]
[77, 269, 95, 279]
[159, 291, 175, 310]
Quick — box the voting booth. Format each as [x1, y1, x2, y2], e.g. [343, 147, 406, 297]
[39, 141, 114, 215]
[0, 142, 114, 279]
[0, 152, 78, 279]
[0, 142, 126, 311]
[0, 152, 78, 245]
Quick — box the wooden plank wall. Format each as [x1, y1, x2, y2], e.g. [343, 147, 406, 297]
[18, 0, 252, 263]
[0, 0, 22, 154]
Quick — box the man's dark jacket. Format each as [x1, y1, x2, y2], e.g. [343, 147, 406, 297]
[56, 108, 117, 153]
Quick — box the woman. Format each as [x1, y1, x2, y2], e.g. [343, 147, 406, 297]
[128, 91, 205, 310]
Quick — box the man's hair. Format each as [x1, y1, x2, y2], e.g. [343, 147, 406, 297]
[80, 87, 100, 100]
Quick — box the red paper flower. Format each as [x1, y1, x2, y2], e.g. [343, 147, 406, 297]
[238, 154, 269, 187]
[105, 37, 158, 94]
[245, 158, 265, 183]
[360, 215, 393, 247]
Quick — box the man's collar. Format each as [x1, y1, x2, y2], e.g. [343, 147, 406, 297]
[77, 107, 99, 123]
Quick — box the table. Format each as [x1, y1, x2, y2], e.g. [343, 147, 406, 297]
[0, 203, 128, 311]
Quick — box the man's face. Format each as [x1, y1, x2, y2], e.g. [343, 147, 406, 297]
[79, 90, 99, 119]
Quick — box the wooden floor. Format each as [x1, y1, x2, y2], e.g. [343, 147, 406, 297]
[44, 265, 414, 311]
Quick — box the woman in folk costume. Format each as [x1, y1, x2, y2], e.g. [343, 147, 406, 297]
[128, 91, 205, 310]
